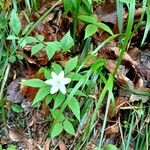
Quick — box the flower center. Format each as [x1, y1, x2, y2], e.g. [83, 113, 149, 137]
[56, 80, 61, 85]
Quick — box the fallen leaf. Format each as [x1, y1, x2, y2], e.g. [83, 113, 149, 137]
[7, 79, 25, 103]
[105, 122, 119, 136]
[9, 128, 27, 142]
[43, 138, 51, 150]
[95, 1, 117, 24]
[58, 141, 67, 150]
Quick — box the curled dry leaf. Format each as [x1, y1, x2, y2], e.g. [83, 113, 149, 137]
[108, 97, 129, 118]
[7, 78, 25, 103]
[105, 122, 119, 136]
[95, 0, 117, 24]
[129, 94, 149, 103]
[9, 128, 27, 142]
[58, 141, 67, 150]
[43, 138, 51, 150]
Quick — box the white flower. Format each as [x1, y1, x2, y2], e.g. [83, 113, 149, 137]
[45, 71, 71, 94]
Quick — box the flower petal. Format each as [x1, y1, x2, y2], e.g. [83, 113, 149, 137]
[61, 78, 71, 85]
[50, 86, 59, 94]
[58, 71, 64, 80]
[51, 71, 58, 79]
[45, 79, 55, 85]
[59, 84, 66, 94]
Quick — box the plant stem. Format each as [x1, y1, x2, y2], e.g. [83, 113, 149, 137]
[73, 0, 81, 42]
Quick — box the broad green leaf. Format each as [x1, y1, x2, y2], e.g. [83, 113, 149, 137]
[63, 0, 73, 14]
[78, 15, 97, 24]
[9, 9, 21, 35]
[38, 67, 51, 79]
[64, 56, 78, 73]
[68, 73, 83, 81]
[18, 38, 26, 48]
[96, 22, 113, 35]
[46, 46, 57, 60]
[53, 92, 66, 109]
[63, 119, 75, 135]
[104, 144, 118, 150]
[60, 31, 74, 52]
[51, 109, 65, 122]
[84, 24, 98, 39]
[44, 68, 51, 79]
[11, 104, 23, 113]
[31, 43, 44, 55]
[21, 79, 46, 87]
[25, 36, 38, 43]
[45, 41, 61, 60]
[46, 41, 61, 50]
[7, 145, 16, 150]
[9, 55, 16, 63]
[7, 35, 19, 40]
[68, 97, 80, 120]
[46, 95, 53, 105]
[51, 63, 62, 74]
[32, 86, 50, 105]
[36, 35, 44, 42]
[51, 123, 63, 138]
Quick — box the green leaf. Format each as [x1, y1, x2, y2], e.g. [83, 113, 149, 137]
[7, 145, 16, 150]
[25, 36, 38, 43]
[51, 123, 63, 138]
[104, 144, 118, 150]
[64, 56, 78, 73]
[46, 41, 61, 50]
[9, 9, 21, 35]
[63, 0, 73, 14]
[68, 97, 80, 120]
[84, 24, 98, 39]
[68, 73, 83, 81]
[60, 31, 74, 52]
[51, 109, 65, 122]
[63, 119, 75, 135]
[9, 55, 16, 63]
[46, 95, 53, 105]
[21, 79, 46, 87]
[53, 92, 66, 109]
[31, 43, 44, 55]
[7, 35, 19, 40]
[44, 68, 51, 79]
[32, 86, 50, 105]
[78, 15, 97, 24]
[46, 46, 57, 60]
[96, 22, 113, 35]
[36, 35, 44, 42]
[51, 63, 62, 74]
[45, 41, 61, 60]
[11, 104, 23, 113]
[18, 38, 26, 48]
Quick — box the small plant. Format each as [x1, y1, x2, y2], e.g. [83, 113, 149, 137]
[78, 15, 113, 39]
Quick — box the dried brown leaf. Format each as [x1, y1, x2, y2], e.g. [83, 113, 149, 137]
[58, 141, 67, 150]
[105, 122, 119, 136]
[9, 128, 27, 142]
[95, 1, 117, 24]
